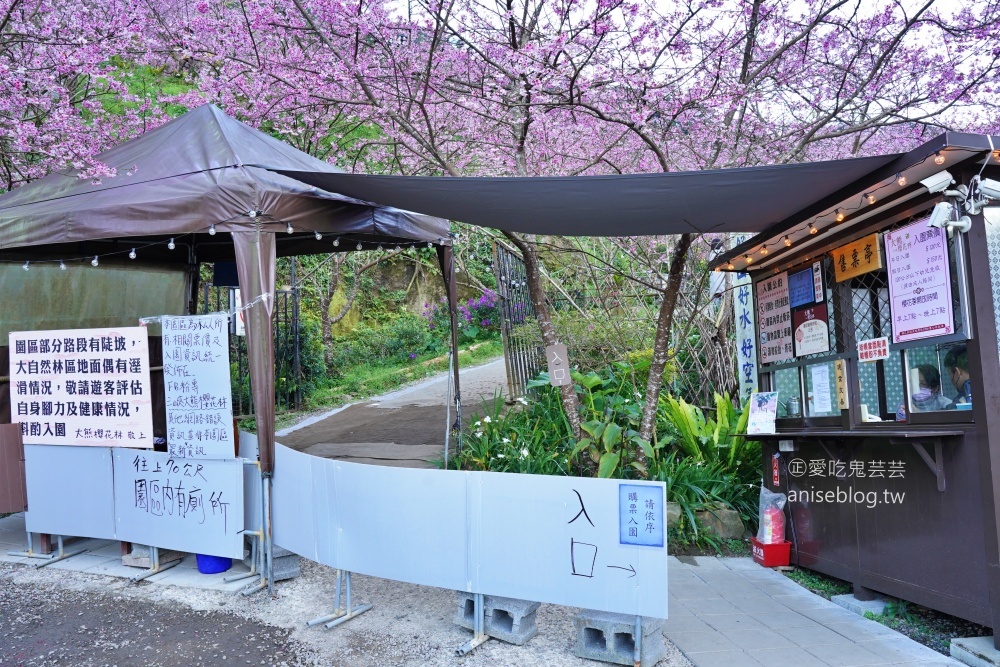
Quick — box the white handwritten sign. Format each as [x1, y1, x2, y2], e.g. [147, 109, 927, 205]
[113, 449, 244, 558]
[885, 220, 954, 344]
[9, 327, 153, 447]
[756, 272, 793, 364]
[161, 315, 234, 459]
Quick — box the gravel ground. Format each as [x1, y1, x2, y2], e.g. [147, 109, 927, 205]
[0, 558, 692, 667]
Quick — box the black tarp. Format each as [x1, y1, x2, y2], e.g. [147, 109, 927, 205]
[275, 155, 901, 236]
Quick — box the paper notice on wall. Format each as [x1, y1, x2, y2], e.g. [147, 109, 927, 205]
[756, 273, 793, 364]
[747, 392, 779, 435]
[884, 220, 954, 344]
[8, 327, 153, 447]
[162, 315, 234, 459]
[811, 365, 833, 414]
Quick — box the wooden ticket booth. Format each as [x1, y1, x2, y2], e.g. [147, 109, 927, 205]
[714, 132, 1000, 644]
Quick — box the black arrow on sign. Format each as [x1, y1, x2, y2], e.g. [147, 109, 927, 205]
[607, 564, 636, 577]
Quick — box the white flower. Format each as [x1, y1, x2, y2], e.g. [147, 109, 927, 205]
[475, 431, 484, 437]
[474, 420, 482, 427]
[520, 448, 529, 458]
[502, 438, 510, 443]
[482, 416, 492, 423]
[496, 453, 505, 459]
[516, 397, 529, 405]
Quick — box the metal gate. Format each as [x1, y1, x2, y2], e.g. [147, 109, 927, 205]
[199, 282, 301, 417]
[492, 241, 543, 399]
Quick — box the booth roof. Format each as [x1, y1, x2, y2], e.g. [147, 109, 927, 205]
[0, 104, 449, 260]
[274, 154, 901, 237]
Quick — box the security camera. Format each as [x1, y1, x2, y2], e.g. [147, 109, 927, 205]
[927, 201, 954, 229]
[980, 177, 1000, 200]
[920, 170, 955, 194]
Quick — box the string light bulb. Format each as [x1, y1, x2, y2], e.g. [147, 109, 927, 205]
[727, 261, 735, 271]
[783, 235, 792, 247]
[286, 222, 293, 234]
[21, 261, 29, 271]
[248, 209, 258, 218]
[743, 254, 753, 265]
[427, 242, 433, 248]
[208, 224, 216, 236]
[91, 256, 99, 267]
[59, 260, 66, 271]
[760, 246, 769, 255]
[314, 230, 322, 241]
[934, 152, 945, 165]
[333, 237, 340, 247]
[835, 209, 845, 222]
[129, 248, 136, 259]
[866, 193, 876, 205]
[356, 242, 363, 250]
[809, 223, 818, 235]
[896, 172, 907, 187]
[377, 244, 384, 251]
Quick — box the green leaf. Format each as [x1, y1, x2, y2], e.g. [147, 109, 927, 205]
[462, 325, 480, 339]
[581, 420, 606, 439]
[570, 438, 594, 457]
[598, 452, 621, 478]
[631, 435, 654, 460]
[574, 371, 604, 389]
[602, 423, 623, 450]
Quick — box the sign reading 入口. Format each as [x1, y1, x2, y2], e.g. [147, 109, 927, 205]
[546, 343, 571, 386]
[756, 272, 793, 364]
[9, 327, 153, 447]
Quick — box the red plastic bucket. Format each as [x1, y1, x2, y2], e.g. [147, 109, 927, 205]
[196, 553, 232, 574]
[750, 538, 792, 567]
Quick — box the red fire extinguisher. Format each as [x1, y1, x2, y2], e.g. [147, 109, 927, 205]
[761, 506, 786, 544]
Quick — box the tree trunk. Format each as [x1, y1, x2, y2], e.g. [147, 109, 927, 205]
[503, 231, 582, 439]
[638, 233, 694, 453]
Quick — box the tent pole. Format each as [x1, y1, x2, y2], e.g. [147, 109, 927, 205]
[436, 245, 463, 449]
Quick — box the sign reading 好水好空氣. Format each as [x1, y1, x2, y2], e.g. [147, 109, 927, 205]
[8, 327, 153, 447]
[884, 219, 954, 344]
[161, 314, 234, 459]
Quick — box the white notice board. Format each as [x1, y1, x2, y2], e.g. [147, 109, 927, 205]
[161, 315, 235, 459]
[24, 444, 117, 540]
[9, 327, 153, 447]
[113, 449, 244, 558]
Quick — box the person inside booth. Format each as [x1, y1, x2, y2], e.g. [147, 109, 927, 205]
[909, 364, 952, 412]
[944, 344, 972, 408]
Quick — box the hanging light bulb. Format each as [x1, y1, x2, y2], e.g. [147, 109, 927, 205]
[760, 246, 769, 255]
[22, 261, 29, 271]
[809, 223, 818, 235]
[934, 152, 945, 165]
[743, 254, 753, 265]
[726, 261, 735, 271]
[208, 224, 216, 236]
[377, 244, 384, 251]
[248, 209, 258, 218]
[129, 248, 136, 259]
[356, 242, 363, 250]
[59, 260, 66, 271]
[896, 172, 907, 187]
[333, 237, 340, 247]
[714, 266, 721, 272]
[167, 238, 175, 250]
[91, 256, 99, 267]
[835, 209, 845, 222]
[866, 193, 876, 205]
[314, 230, 322, 241]
[427, 242, 433, 248]
[783, 235, 792, 247]
[286, 222, 293, 234]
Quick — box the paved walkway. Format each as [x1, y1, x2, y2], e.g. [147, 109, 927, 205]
[666, 556, 959, 666]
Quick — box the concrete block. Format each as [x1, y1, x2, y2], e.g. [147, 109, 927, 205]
[574, 609, 665, 666]
[831, 593, 889, 617]
[454, 592, 540, 645]
[952, 636, 1000, 667]
[271, 553, 301, 581]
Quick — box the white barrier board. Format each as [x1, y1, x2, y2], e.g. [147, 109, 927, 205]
[24, 444, 117, 540]
[113, 449, 244, 558]
[272, 444, 667, 616]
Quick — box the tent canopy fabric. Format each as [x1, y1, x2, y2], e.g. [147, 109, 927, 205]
[0, 104, 450, 257]
[274, 154, 901, 237]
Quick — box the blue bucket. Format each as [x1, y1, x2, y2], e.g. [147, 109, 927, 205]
[196, 553, 232, 574]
